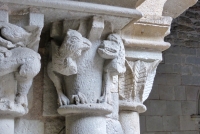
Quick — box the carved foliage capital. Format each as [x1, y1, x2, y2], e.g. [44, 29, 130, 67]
[119, 59, 160, 113]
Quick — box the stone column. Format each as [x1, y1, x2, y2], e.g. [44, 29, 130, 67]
[1, 0, 197, 134]
[47, 16, 133, 134]
[118, 0, 198, 133]
[0, 6, 43, 134]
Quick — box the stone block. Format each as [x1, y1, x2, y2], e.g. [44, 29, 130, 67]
[177, 32, 189, 40]
[154, 74, 181, 86]
[181, 75, 200, 86]
[146, 116, 163, 131]
[182, 75, 193, 85]
[173, 64, 181, 74]
[192, 65, 200, 74]
[163, 116, 180, 131]
[165, 54, 182, 64]
[14, 119, 44, 134]
[148, 84, 160, 100]
[192, 76, 200, 86]
[157, 64, 174, 74]
[159, 85, 175, 100]
[173, 40, 185, 46]
[180, 116, 197, 131]
[185, 86, 200, 100]
[177, 16, 193, 27]
[140, 116, 146, 133]
[165, 101, 182, 115]
[181, 65, 193, 75]
[164, 45, 181, 54]
[188, 34, 199, 41]
[184, 41, 199, 48]
[174, 86, 186, 100]
[145, 100, 166, 116]
[196, 48, 200, 57]
[186, 56, 200, 65]
[181, 101, 196, 115]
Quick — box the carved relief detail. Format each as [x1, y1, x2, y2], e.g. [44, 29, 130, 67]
[48, 29, 92, 106]
[0, 21, 42, 116]
[47, 17, 126, 108]
[119, 59, 160, 113]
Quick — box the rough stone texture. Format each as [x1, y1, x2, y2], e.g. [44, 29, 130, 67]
[14, 119, 44, 134]
[0, 0, 197, 134]
[141, 1, 200, 133]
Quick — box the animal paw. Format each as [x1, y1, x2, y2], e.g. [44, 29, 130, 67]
[15, 94, 28, 107]
[6, 41, 16, 49]
[72, 92, 88, 105]
[97, 95, 112, 104]
[58, 93, 70, 106]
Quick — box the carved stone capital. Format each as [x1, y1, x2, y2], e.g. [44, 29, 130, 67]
[0, 9, 43, 118]
[0, 7, 43, 134]
[46, 15, 129, 134]
[119, 59, 160, 113]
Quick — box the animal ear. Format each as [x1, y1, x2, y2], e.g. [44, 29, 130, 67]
[67, 29, 73, 36]
[82, 38, 92, 50]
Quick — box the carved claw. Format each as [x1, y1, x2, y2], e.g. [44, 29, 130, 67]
[97, 95, 112, 104]
[15, 93, 28, 107]
[72, 92, 88, 105]
[5, 51, 12, 57]
[0, 47, 12, 58]
[58, 93, 70, 106]
[6, 41, 16, 49]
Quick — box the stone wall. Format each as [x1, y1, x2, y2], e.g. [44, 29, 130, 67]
[140, 1, 200, 134]
[7, 0, 200, 134]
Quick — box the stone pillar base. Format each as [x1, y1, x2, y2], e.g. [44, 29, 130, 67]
[66, 115, 106, 134]
[58, 103, 112, 134]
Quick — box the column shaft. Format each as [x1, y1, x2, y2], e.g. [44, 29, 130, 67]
[119, 111, 140, 134]
[65, 115, 106, 134]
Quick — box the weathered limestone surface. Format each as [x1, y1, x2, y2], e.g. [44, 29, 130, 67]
[0, 0, 198, 134]
[0, 6, 44, 134]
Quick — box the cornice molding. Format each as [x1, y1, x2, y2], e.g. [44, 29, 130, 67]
[0, 0, 142, 18]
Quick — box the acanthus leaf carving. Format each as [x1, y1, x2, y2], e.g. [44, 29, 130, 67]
[141, 60, 160, 102]
[119, 59, 160, 113]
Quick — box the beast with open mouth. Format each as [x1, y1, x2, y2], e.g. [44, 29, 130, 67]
[97, 34, 126, 104]
[98, 40, 119, 59]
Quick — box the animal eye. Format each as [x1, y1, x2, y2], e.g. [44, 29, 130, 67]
[70, 36, 79, 42]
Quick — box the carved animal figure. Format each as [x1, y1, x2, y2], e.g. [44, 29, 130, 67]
[98, 34, 126, 103]
[0, 22, 41, 107]
[47, 29, 92, 106]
